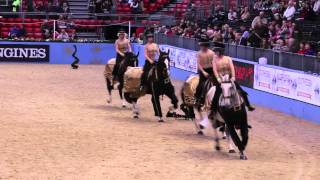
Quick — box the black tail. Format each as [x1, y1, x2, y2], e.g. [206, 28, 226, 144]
[71, 45, 80, 69]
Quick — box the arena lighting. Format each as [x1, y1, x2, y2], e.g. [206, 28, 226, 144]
[0, 47, 47, 58]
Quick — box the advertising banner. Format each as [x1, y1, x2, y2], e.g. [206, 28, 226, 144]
[160, 45, 197, 73]
[254, 65, 320, 106]
[234, 61, 254, 88]
[0, 44, 50, 62]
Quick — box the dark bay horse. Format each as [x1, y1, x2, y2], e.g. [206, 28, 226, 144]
[105, 52, 139, 107]
[124, 50, 179, 122]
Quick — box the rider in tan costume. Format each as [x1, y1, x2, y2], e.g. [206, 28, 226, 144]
[112, 28, 132, 82]
[211, 43, 255, 112]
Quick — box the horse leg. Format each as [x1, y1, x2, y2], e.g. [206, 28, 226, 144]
[164, 84, 179, 118]
[224, 118, 247, 159]
[192, 108, 204, 135]
[106, 78, 113, 103]
[118, 81, 126, 108]
[239, 107, 249, 159]
[211, 120, 221, 151]
[151, 95, 163, 122]
[199, 111, 211, 130]
[132, 102, 139, 119]
[225, 126, 236, 153]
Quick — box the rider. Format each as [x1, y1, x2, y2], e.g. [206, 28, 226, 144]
[211, 43, 255, 112]
[140, 32, 160, 91]
[112, 28, 132, 83]
[195, 35, 217, 108]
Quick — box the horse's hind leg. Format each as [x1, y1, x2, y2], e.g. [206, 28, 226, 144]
[132, 102, 139, 119]
[164, 85, 179, 117]
[118, 82, 126, 108]
[106, 78, 113, 103]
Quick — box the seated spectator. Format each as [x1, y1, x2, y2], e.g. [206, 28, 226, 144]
[57, 29, 69, 40]
[136, 33, 144, 44]
[252, 11, 268, 29]
[46, 2, 56, 12]
[35, 1, 46, 11]
[62, 2, 70, 13]
[130, 33, 137, 42]
[283, 1, 296, 20]
[57, 15, 67, 29]
[304, 43, 316, 56]
[228, 8, 237, 21]
[314, 0, 320, 14]
[286, 38, 299, 53]
[239, 26, 249, 46]
[12, 0, 20, 12]
[240, 7, 250, 21]
[297, 42, 305, 54]
[95, 0, 103, 13]
[131, 0, 141, 14]
[8, 25, 20, 39]
[103, 0, 113, 12]
[272, 39, 288, 51]
[254, 0, 263, 11]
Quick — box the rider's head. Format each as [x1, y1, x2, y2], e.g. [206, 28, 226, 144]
[212, 42, 225, 58]
[199, 35, 210, 51]
[146, 33, 154, 43]
[118, 28, 126, 39]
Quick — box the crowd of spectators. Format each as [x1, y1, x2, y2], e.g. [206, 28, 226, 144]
[92, 0, 113, 13]
[159, 0, 320, 57]
[27, 0, 70, 13]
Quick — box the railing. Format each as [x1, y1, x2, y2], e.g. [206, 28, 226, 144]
[0, 12, 176, 26]
[155, 33, 320, 73]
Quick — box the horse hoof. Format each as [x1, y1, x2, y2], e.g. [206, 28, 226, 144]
[158, 119, 164, 123]
[122, 105, 126, 108]
[215, 146, 221, 151]
[222, 136, 227, 139]
[133, 115, 139, 119]
[240, 154, 248, 160]
[199, 124, 205, 130]
[229, 149, 236, 153]
[197, 131, 204, 135]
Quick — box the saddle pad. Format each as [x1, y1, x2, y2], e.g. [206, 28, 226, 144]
[124, 67, 143, 93]
[183, 75, 199, 97]
[104, 58, 116, 77]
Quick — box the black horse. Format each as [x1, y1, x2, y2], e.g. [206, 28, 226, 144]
[105, 52, 139, 106]
[124, 50, 179, 122]
[211, 79, 249, 160]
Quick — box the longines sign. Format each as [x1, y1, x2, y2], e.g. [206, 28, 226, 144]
[0, 44, 50, 62]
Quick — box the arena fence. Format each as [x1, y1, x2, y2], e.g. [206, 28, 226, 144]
[155, 33, 320, 74]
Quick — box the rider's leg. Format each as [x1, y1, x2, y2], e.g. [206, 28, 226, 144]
[234, 82, 255, 111]
[112, 53, 122, 82]
[195, 71, 206, 107]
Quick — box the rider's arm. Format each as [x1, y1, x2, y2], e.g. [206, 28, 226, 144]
[229, 57, 236, 81]
[212, 60, 221, 83]
[197, 53, 205, 74]
[127, 39, 132, 52]
[144, 45, 154, 64]
[115, 40, 124, 56]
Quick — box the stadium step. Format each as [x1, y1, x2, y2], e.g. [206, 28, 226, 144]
[76, 32, 99, 40]
[67, 0, 90, 17]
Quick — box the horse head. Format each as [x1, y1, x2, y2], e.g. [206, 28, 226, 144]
[124, 51, 139, 67]
[219, 75, 242, 110]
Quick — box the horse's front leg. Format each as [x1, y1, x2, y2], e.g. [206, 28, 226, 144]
[225, 126, 236, 153]
[151, 95, 163, 122]
[164, 84, 179, 118]
[132, 101, 139, 119]
[193, 107, 204, 135]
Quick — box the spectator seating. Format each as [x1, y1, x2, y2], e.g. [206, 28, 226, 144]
[0, 18, 160, 39]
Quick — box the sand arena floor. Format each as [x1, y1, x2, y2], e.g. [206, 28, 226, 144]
[0, 64, 319, 180]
